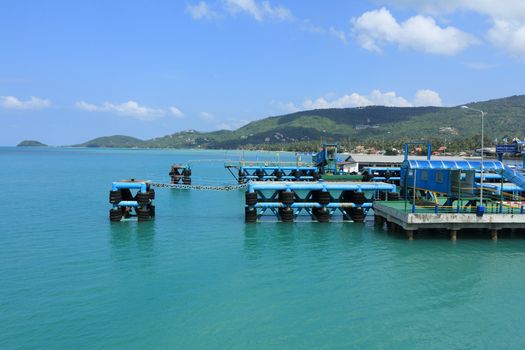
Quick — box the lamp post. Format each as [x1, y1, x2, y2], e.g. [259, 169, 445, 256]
[461, 105, 485, 214]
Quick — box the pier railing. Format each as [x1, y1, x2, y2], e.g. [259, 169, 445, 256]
[398, 203, 525, 215]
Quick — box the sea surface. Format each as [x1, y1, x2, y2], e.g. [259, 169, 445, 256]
[2, 147, 525, 349]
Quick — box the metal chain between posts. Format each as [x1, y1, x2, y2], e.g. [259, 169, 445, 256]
[151, 182, 248, 191]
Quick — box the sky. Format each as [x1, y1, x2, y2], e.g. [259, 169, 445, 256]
[1, 0, 525, 146]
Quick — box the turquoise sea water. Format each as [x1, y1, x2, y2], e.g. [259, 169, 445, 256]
[2, 147, 525, 349]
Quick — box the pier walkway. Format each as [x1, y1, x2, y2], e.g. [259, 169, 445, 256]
[151, 182, 247, 191]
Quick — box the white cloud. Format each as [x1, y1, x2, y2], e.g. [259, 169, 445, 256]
[281, 89, 443, 112]
[488, 19, 525, 58]
[199, 111, 215, 121]
[0, 96, 50, 110]
[76, 100, 165, 121]
[301, 21, 348, 43]
[169, 106, 184, 118]
[187, 1, 219, 20]
[466, 62, 496, 70]
[413, 89, 443, 106]
[260, 0, 293, 21]
[380, 1, 525, 59]
[352, 7, 477, 55]
[187, 0, 293, 22]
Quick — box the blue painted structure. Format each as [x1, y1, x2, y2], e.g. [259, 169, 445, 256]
[364, 167, 401, 185]
[313, 143, 340, 174]
[238, 165, 319, 183]
[109, 179, 155, 222]
[496, 141, 525, 167]
[401, 159, 504, 196]
[245, 181, 396, 222]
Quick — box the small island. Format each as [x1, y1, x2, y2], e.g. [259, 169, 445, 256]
[17, 140, 48, 147]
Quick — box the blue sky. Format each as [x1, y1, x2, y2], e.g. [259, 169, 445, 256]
[1, 0, 524, 145]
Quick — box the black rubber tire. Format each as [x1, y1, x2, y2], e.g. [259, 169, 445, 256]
[279, 191, 294, 205]
[183, 168, 192, 177]
[279, 207, 294, 222]
[315, 208, 329, 223]
[290, 170, 299, 179]
[109, 208, 122, 221]
[182, 177, 192, 185]
[311, 172, 321, 181]
[353, 192, 367, 204]
[137, 208, 151, 222]
[317, 191, 331, 205]
[149, 205, 155, 217]
[109, 190, 122, 204]
[136, 192, 150, 206]
[349, 208, 365, 223]
[387, 192, 400, 201]
[148, 189, 155, 200]
[245, 207, 257, 223]
[245, 192, 257, 205]
[274, 170, 283, 179]
[255, 169, 264, 179]
[341, 190, 355, 203]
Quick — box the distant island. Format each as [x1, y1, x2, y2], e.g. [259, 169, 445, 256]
[17, 140, 48, 147]
[68, 94, 525, 153]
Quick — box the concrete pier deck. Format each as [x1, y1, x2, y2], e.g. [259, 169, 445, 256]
[373, 200, 525, 240]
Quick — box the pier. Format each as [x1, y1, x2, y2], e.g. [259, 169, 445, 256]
[244, 181, 396, 223]
[372, 142, 525, 239]
[373, 200, 525, 240]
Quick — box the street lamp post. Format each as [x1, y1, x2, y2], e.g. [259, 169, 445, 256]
[461, 105, 485, 214]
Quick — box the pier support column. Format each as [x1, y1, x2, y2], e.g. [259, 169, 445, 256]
[491, 229, 499, 241]
[406, 230, 414, 240]
[450, 229, 457, 241]
[374, 215, 383, 227]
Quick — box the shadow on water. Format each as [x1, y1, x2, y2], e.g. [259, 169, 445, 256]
[108, 219, 156, 261]
[242, 221, 368, 259]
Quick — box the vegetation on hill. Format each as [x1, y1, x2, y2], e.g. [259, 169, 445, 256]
[72, 95, 525, 152]
[74, 135, 145, 148]
[17, 140, 47, 147]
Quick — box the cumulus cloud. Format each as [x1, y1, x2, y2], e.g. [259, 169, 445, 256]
[413, 89, 443, 106]
[187, 1, 219, 20]
[76, 100, 165, 121]
[488, 19, 525, 58]
[352, 7, 477, 55]
[169, 105, 184, 118]
[380, 0, 525, 59]
[282, 89, 443, 112]
[0, 96, 50, 110]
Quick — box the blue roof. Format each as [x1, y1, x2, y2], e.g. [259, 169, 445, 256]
[407, 160, 504, 171]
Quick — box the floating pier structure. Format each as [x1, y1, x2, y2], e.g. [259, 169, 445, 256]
[169, 164, 191, 185]
[363, 166, 401, 185]
[109, 179, 155, 222]
[245, 181, 396, 223]
[236, 165, 320, 183]
[373, 142, 525, 239]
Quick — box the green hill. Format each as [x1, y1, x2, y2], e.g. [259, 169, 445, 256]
[17, 140, 47, 147]
[73, 94, 525, 150]
[74, 135, 145, 148]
